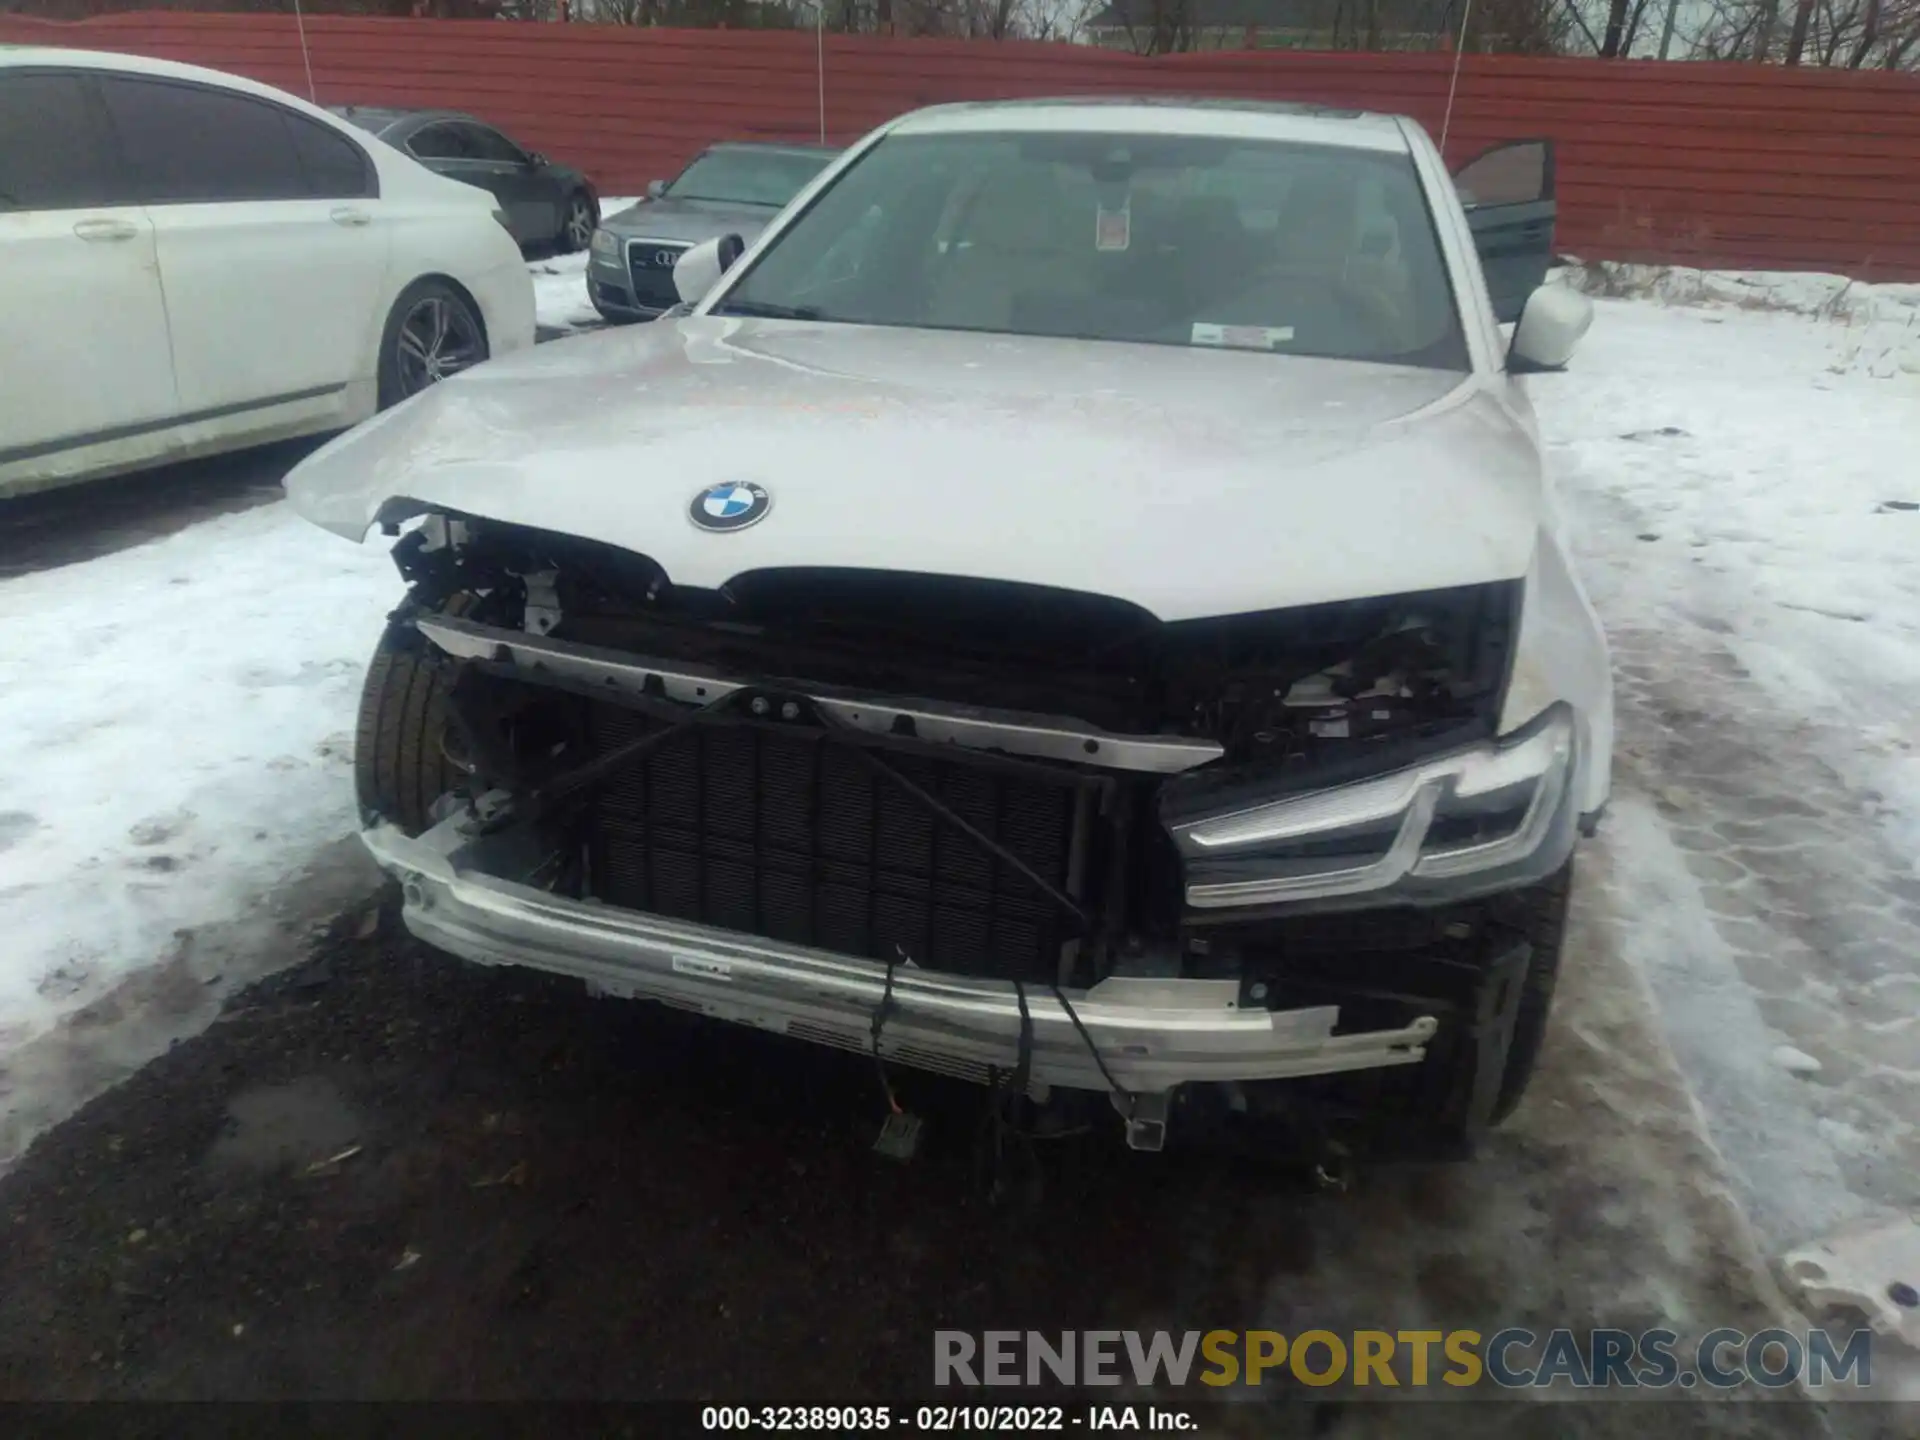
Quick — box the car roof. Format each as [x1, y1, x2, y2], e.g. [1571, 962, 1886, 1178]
[884, 97, 1412, 154]
[1, 44, 302, 93]
[328, 105, 480, 133]
[0, 46, 376, 129]
[696, 140, 843, 159]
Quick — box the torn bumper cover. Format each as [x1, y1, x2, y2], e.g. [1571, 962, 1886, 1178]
[366, 814, 1438, 1101]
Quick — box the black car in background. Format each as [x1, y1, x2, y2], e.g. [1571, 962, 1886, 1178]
[330, 105, 598, 253]
[587, 141, 839, 322]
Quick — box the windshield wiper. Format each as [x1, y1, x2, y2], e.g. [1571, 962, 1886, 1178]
[711, 300, 824, 321]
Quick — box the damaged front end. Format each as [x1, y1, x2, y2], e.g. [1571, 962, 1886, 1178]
[365, 512, 1579, 1153]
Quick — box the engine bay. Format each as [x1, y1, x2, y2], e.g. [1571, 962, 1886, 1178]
[393, 511, 1519, 767]
[383, 511, 1525, 1004]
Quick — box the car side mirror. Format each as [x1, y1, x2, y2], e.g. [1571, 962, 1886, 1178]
[672, 233, 746, 306]
[646, 179, 668, 200]
[1507, 284, 1593, 374]
[526, 152, 547, 167]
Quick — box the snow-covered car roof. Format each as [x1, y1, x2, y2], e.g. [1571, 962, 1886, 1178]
[883, 97, 1415, 154]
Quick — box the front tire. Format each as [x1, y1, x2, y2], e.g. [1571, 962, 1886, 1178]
[355, 608, 469, 836]
[1293, 860, 1575, 1161]
[1408, 860, 1575, 1148]
[376, 280, 488, 410]
[1487, 860, 1574, 1123]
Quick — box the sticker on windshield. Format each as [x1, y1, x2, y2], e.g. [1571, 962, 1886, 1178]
[1191, 322, 1295, 351]
[1095, 201, 1131, 252]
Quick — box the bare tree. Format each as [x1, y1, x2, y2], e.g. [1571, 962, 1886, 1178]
[1021, 0, 1107, 39]
[1106, 0, 1198, 53]
[1578, 0, 1656, 54]
[727, 0, 1087, 35]
[1689, 0, 1920, 64]
[1784, 0, 1816, 57]
[573, 0, 797, 22]
[8, 0, 517, 15]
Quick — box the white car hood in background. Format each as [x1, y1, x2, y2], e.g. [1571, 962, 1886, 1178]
[285, 317, 1545, 620]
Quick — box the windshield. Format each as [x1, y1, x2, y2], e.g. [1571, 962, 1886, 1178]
[714, 131, 1467, 369]
[668, 148, 834, 207]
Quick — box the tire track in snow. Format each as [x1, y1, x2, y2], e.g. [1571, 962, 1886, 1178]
[1559, 456, 1919, 1257]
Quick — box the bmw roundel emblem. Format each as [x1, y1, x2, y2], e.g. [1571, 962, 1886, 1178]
[689, 481, 771, 533]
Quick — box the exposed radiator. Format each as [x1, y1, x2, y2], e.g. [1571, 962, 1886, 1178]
[585, 705, 1094, 983]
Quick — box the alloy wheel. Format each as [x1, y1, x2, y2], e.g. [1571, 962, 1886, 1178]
[566, 197, 595, 252]
[394, 295, 483, 398]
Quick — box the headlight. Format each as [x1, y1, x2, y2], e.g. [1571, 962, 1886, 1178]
[1170, 706, 1575, 908]
[590, 228, 618, 256]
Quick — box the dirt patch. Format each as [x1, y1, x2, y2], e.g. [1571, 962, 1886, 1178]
[0, 894, 1307, 1402]
[206, 1075, 366, 1176]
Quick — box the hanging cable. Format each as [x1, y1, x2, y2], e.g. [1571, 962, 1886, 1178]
[815, 2, 827, 145]
[870, 945, 904, 1116]
[292, 0, 318, 104]
[1049, 981, 1135, 1125]
[977, 979, 1037, 1203]
[1439, 0, 1476, 159]
[1013, 980, 1033, 1099]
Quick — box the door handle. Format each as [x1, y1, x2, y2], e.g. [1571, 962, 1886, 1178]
[72, 218, 138, 243]
[330, 206, 372, 227]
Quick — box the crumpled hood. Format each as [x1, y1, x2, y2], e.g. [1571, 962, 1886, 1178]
[285, 318, 1546, 620]
[599, 197, 779, 245]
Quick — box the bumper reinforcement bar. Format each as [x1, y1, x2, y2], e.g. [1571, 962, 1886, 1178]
[365, 814, 1439, 1147]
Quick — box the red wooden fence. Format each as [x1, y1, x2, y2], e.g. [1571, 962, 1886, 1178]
[6, 13, 1920, 277]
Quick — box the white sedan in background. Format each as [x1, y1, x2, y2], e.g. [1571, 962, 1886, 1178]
[0, 47, 535, 500]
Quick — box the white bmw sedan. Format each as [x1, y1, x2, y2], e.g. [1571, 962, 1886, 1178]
[0, 47, 536, 499]
[289, 99, 1612, 1160]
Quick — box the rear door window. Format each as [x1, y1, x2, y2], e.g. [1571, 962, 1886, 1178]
[408, 123, 472, 161]
[99, 76, 308, 204]
[458, 124, 524, 164]
[287, 112, 375, 199]
[0, 70, 123, 211]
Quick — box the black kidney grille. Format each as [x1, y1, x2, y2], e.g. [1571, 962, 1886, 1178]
[586, 705, 1086, 982]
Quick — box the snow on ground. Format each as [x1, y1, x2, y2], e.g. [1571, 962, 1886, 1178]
[528, 196, 639, 334]
[0, 504, 400, 1160]
[1548, 281, 1920, 859]
[1532, 286, 1920, 1262]
[530, 250, 600, 333]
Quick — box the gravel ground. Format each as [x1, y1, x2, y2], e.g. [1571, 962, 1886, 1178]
[0, 893, 1309, 1402]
